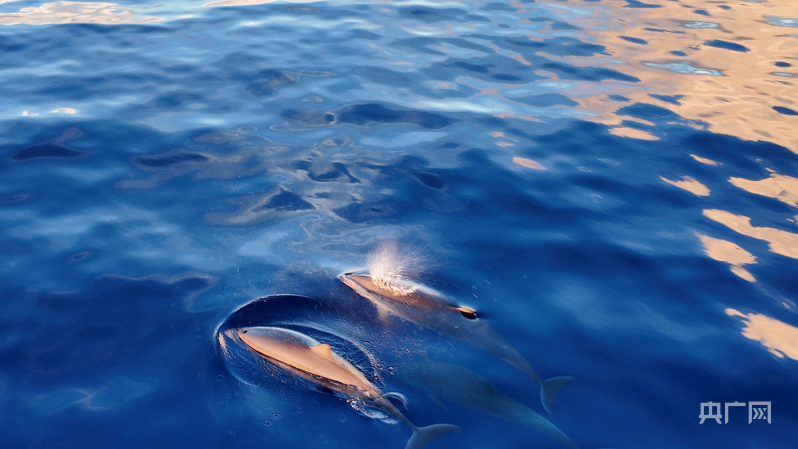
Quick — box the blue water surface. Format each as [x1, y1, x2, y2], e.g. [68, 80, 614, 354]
[1, 1, 797, 448]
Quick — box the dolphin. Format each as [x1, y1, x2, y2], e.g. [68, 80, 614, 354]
[236, 326, 460, 449]
[396, 361, 579, 449]
[339, 270, 575, 415]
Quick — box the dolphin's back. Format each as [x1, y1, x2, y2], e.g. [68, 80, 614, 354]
[238, 327, 374, 392]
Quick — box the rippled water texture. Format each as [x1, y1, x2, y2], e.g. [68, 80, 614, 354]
[1, 0, 797, 448]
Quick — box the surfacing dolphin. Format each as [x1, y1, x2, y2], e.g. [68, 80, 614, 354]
[339, 270, 575, 415]
[236, 326, 460, 449]
[396, 361, 579, 449]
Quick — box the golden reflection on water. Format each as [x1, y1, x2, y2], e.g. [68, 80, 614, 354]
[729, 170, 798, 207]
[697, 233, 756, 282]
[512, 156, 546, 170]
[608, 126, 659, 140]
[660, 175, 710, 196]
[690, 154, 718, 166]
[549, 0, 798, 153]
[704, 209, 798, 259]
[726, 308, 798, 360]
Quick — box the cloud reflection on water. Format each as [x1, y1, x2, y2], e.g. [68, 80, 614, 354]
[0, 2, 163, 25]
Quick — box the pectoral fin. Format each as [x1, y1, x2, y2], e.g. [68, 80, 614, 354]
[406, 423, 460, 449]
[310, 343, 335, 359]
[377, 306, 392, 325]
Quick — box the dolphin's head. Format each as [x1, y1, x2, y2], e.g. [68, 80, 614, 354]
[340, 269, 382, 296]
[237, 327, 256, 350]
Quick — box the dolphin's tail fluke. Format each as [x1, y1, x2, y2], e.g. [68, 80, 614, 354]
[405, 423, 460, 449]
[540, 376, 576, 415]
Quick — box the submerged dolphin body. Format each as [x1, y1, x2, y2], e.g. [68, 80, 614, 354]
[340, 271, 574, 415]
[236, 326, 460, 449]
[396, 361, 579, 449]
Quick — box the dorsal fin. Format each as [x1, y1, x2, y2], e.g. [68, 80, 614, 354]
[310, 343, 334, 359]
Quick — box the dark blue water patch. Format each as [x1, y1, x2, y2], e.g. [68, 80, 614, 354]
[331, 163, 361, 184]
[415, 172, 445, 189]
[773, 106, 798, 116]
[210, 51, 269, 70]
[0, 274, 254, 449]
[680, 131, 790, 171]
[620, 36, 648, 45]
[352, 66, 476, 100]
[19, 73, 166, 102]
[719, 5, 731, 10]
[282, 103, 454, 129]
[338, 103, 454, 129]
[480, 2, 517, 12]
[293, 160, 361, 184]
[350, 29, 382, 40]
[644, 28, 686, 35]
[705, 40, 749, 53]
[608, 94, 631, 102]
[242, 69, 298, 97]
[775, 61, 792, 67]
[649, 94, 684, 106]
[0, 193, 31, 204]
[514, 93, 579, 107]
[333, 198, 408, 223]
[429, 56, 537, 84]
[397, 6, 490, 23]
[669, 51, 688, 56]
[623, 0, 662, 8]
[134, 151, 208, 168]
[527, 16, 581, 30]
[694, 9, 709, 16]
[0, 273, 214, 383]
[255, 189, 314, 212]
[616, 103, 682, 124]
[540, 62, 641, 83]
[277, 4, 322, 14]
[0, 35, 27, 52]
[389, 36, 491, 56]
[502, 36, 610, 57]
[65, 251, 92, 264]
[11, 143, 83, 161]
[150, 92, 214, 109]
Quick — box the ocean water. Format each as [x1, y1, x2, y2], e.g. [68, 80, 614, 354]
[1, 0, 797, 448]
